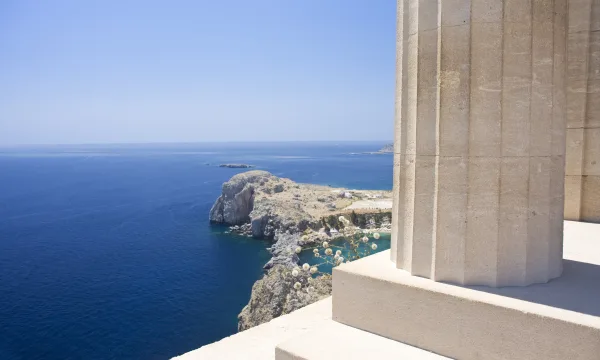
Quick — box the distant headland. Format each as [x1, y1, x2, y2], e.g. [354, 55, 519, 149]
[377, 143, 393, 153]
[351, 143, 394, 155]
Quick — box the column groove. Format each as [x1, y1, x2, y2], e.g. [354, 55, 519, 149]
[392, 0, 566, 287]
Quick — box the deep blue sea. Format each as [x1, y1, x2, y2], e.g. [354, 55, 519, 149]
[0, 142, 393, 360]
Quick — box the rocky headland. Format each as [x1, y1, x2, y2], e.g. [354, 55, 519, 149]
[360, 143, 394, 155]
[378, 143, 394, 153]
[209, 170, 392, 330]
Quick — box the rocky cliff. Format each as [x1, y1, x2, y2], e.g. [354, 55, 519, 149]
[209, 171, 392, 331]
[209, 171, 266, 225]
[237, 265, 332, 331]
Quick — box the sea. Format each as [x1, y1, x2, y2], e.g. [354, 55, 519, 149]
[0, 142, 393, 360]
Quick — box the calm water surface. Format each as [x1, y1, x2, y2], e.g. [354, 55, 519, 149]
[0, 142, 392, 359]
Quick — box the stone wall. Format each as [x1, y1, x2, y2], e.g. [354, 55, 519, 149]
[565, 0, 600, 223]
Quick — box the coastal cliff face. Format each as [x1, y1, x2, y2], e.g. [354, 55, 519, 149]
[209, 171, 268, 225]
[237, 265, 332, 331]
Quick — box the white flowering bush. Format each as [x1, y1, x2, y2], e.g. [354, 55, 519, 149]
[306, 215, 381, 270]
[286, 216, 380, 302]
[283, 261, 330, 304]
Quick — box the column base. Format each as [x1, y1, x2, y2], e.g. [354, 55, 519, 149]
[333, 246, 600, 360]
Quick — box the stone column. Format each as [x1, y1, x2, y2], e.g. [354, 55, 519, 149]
[390, 0, 567, 287]
[565, 0, 600, 223]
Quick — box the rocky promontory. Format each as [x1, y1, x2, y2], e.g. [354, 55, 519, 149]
[209, 170, 391, 239]
[378, 143, 394, 153]
[209, 170, 392, 330]
[360, 143, 394, 155]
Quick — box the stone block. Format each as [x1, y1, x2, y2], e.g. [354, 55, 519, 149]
[566, 128, 585, 175]
[564, 175, 583, 220]
[583, 127, 600, 176]
[275, 320, 450, 360]
[334, 244, 600, 360]
[581, 175, 600, 222]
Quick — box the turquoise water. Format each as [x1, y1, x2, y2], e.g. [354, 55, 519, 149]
[0, 142, 393, 359]
[298, 233, 391, 274]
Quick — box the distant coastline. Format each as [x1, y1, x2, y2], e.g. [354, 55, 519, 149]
[349, 143, 394, 155]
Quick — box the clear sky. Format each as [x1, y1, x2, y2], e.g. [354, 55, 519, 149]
[0, 1, 395, 145]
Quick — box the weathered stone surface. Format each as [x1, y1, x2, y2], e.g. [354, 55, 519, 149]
[391, 0, 567, 287]
[334, 221, 600, 360]
[237, 265, 332, 332]
[565, 0, 600, 223]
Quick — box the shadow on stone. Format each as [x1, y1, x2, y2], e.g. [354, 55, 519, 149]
[468, 259, 600, 317]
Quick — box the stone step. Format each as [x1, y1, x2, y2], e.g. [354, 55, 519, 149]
[275, 319, 451, 360]
[332, 249, 600, 360]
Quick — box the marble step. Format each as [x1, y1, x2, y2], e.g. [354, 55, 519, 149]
[275, 319, 451, 360]
[332, 245, 600, 360]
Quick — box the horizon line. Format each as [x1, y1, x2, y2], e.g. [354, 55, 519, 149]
[0, 139, 394, 148]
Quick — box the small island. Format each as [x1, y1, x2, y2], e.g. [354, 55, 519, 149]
[360, 143, 394, 155]
[378, 143, 393, 153]
[218, 164, 255, 168]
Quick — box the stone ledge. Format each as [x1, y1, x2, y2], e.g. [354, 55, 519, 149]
[173, 298, 332, 360]
[275, 319, 451, 360]
[333, 221, 600, 360]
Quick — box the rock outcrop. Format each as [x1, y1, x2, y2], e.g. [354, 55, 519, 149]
[263, 233, 301, 270]
[237, 265, 332, 331]
[209, 171, 270, 225]
[211, 172, 325, 239]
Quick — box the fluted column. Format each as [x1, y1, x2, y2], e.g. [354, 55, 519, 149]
[390, 0, 567, 287]
[565, 0, 600, 223]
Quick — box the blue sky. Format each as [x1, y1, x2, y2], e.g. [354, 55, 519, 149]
[0, 1, 395, 145]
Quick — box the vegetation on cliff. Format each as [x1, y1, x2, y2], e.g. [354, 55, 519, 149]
[237, 265, 331, 331]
